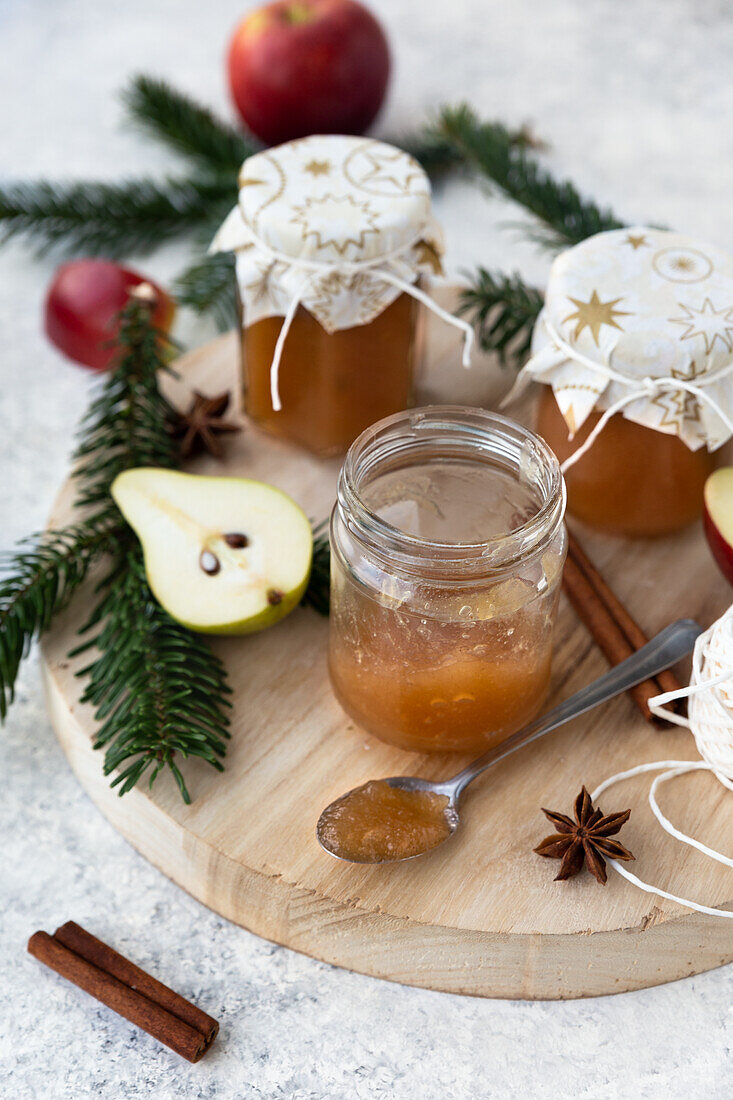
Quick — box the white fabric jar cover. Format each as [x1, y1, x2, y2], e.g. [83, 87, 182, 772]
[210, 135, 472, 409]
[507, 227, 733, 460]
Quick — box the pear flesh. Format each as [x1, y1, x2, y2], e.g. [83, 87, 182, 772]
[112, 468, 314, 634]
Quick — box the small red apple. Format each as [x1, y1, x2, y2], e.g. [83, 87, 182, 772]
[703, 467, 733, 584]
[227, 0, 390, 146]
[45, 260, 174, 371]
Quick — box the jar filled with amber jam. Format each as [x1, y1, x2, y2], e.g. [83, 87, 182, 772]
[211, 135, 461, 458]
[329, 407, 567, 754]
[511, 228, 733, 537]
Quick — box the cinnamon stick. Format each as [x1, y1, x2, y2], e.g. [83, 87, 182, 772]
[27, 924, 218, 1062]
[562, 536, 683, 725]
[567, 532, 682, 699]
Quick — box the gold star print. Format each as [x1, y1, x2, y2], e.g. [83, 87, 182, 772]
[290, 195, 380, 256]
[669, 298, 733, 355]
[415, 239, 443, 274]
[671, 256, 695, 272]
[624, 233, 650, 250]
[353, 148, 423, 195]
[305, 159, 331, 177]
[651, 363, 702, 431]
[563, 290, 631, 346]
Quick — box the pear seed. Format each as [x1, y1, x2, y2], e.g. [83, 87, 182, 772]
[267, 588, 284, 606]
[224, 532, 249, 548]
[200, 550, 221, 575]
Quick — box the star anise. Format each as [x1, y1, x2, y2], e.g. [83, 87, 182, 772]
[171, 390, 241, 459]
[534, 786, 635, 885]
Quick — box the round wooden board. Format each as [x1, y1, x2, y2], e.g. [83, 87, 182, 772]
[41, 333, 733, 999]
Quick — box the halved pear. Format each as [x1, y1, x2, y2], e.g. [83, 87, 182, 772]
[704, 467, 733, 586]
[112, 468, 313, 633]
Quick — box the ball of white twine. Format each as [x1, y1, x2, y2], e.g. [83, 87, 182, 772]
[592, 605, 733, 918]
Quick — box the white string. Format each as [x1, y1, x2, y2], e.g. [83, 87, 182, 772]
[542, 320, 733, 473]
[591, 607, 733, 919]
[246, 227, 475, 411]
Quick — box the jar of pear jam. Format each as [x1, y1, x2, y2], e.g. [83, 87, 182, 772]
[536, 387, 720, 537]
[329, 407, 567, 754]
[241, 291, 418, 457]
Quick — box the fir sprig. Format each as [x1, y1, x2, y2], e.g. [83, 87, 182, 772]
[459, 269, 544, 362]
[73, 549, 231, 803]
[302, 520, 330, 617]
[124, 75, 258, 175]
[173, 252, 238, 331]
[0, 291, 232, 801]
[436, 103, 625, 251]
[0, 520, 124, 719]
[0, 176, 234, 259]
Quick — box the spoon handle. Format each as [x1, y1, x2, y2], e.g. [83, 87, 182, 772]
[446, 618, 702, 799]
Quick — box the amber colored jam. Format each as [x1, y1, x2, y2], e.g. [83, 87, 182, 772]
[329, 578, 556, 754]
[241, 293, 418, 458]
[536, 387, 719, 537]
[318, 781, 452, 862]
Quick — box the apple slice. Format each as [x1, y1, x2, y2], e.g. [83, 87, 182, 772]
[112, 468, 313, 633]
[704, 467, 733, 585]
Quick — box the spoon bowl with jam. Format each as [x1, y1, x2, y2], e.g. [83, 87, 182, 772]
[317, 620, 701, 864]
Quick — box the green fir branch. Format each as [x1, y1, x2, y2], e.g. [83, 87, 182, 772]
[124, 75, 257, 175]
[459, 269, 544, 363]
[0, 520, 125, 719]
[0, 176, 235, 259]
[302, 520, 330, 617]
[72, 548, 231, 804]
[436, 103, 625, 251]
[72, 299, 180, 510]
[173, 252, 238, 331]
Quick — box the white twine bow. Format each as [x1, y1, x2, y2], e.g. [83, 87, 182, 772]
[256, 233, 475, 411]
[543, 320, 733, 472]
[592, 611, 733, 919]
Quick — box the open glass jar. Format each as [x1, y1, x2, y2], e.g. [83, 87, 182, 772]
[509, 227, 733, 537]
[329, 407, 567, 754]
[212, 135, 469, 458]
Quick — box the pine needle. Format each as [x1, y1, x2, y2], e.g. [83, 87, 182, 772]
[0, 176, 235, 259]
[459, 269, 544, 363]
[124, 74, 258, 175]
[302, 520, 330, 617]
[173, 253, 238, 331]
[436, 103, 625, 251]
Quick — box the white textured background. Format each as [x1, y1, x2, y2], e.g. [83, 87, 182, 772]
[2, 1, 733, 1097]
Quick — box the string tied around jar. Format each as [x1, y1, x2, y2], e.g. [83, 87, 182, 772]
[542, 319, 733, 474]
[591, 605, 733, 918]
[261, 234, 475, 411]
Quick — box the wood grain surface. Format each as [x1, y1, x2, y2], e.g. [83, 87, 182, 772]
[40, 332, 733, 999]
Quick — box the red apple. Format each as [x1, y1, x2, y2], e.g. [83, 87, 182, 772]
[227, 0, 390, 145]
[703, 467, 733, 584]
[45, 260, 174, 371]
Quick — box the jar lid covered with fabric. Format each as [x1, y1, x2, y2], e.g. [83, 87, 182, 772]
[507, 227, 733, 536]
[212, 135, 472, 457]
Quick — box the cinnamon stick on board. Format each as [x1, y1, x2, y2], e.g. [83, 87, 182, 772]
[562, 534, 683, 725]
[27, 923, 218, 1062]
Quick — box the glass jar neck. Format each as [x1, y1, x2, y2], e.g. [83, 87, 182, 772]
[336, 406, 566, 582]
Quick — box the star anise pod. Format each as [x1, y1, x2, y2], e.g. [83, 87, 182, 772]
[534, 786, 635, 885]
[171, 390, 241, 459]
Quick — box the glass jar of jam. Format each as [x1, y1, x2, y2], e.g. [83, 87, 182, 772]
[212, 135, 469, 459]
[329, 407, 567, 754]
[536, 387, 719, 537]
[508, 227, 733, 538]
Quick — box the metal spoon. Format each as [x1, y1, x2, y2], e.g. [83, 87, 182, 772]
[316, 618, 702, 864]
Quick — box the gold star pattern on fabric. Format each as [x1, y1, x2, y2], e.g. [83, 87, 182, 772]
[624, 233, 650, 250]
[348, 147, 424, 196]
[650, 362, 702, 431]
[563, 290, 631, 346]
[304, 159, 331, 177]
[290, 195, 380, 256]
[415, 239, 443, 274]
[669, 298, 733, 355]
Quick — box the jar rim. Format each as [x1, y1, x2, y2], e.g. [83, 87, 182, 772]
[337, 405, 567, 577]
